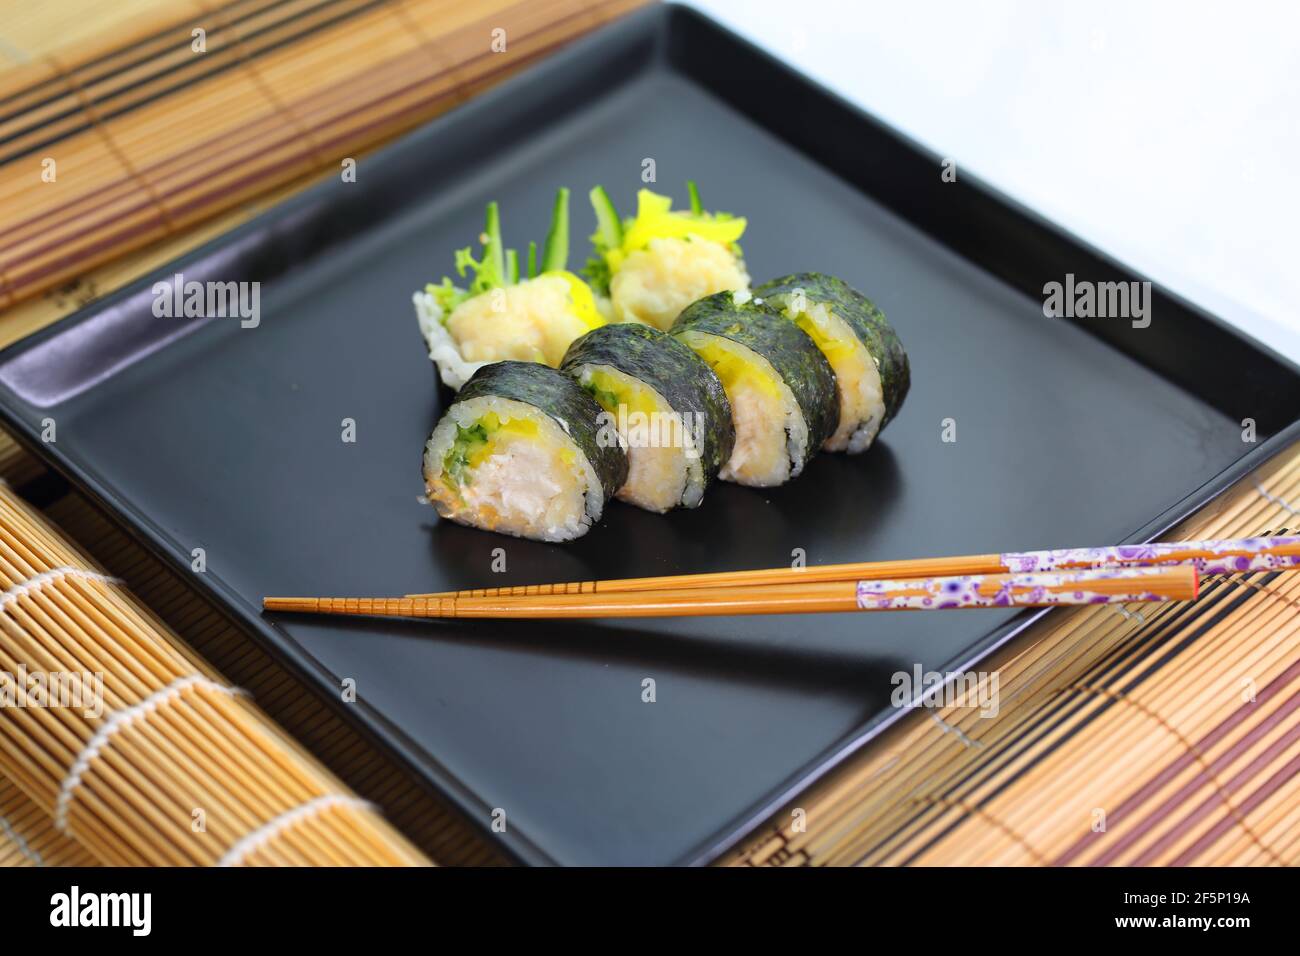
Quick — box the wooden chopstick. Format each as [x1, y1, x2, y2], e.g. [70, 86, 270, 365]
[263, 566, 1198, 620]
[405, 535, 1300, 599]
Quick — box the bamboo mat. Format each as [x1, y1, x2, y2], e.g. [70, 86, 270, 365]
[723, 449, 1300, 866]
[0, 0, 646, 347]
[0, 469, 429, 865]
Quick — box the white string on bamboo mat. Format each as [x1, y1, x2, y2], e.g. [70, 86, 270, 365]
[0, 566, 121, 614]
[54, 674, 248, 832]
[926, 711, 984, 751]
[0, 808, 43, 866]
[1255, 482, 1300, 516]
[217, 795, 374, 867]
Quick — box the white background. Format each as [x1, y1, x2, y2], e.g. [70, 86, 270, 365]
[690, 0, 1300, 362]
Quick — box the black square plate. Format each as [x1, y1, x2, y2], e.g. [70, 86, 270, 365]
[3, 5, 1298, 864]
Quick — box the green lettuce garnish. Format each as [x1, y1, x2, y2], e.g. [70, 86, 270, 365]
[426, 188, 571, 317]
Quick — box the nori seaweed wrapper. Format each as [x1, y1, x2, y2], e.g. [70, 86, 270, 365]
[560, 323, 735, 482]
[755, 273, 910, 429]
[452, 361, 628, 498]
[671, 292, 839, 455]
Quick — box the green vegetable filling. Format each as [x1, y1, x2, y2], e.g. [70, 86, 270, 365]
[443, 421, 489, 486]
[580, 379, 622, 413]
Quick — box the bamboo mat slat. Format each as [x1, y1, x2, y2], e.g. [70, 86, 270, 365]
[722, 450, 1300, 866]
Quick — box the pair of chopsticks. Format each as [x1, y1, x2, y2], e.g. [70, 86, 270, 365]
[262, 536, 1300, 620]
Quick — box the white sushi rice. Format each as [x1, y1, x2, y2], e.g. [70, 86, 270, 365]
[799, 301, 887, 453]
[422, 396, 603, 542]
[676, 331, 809, 487]
[413, 290, 489, 391]
[571, 364, 704, 512]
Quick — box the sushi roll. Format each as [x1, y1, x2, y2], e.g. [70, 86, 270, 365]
[415, 189, 606, 390]
[561, 323, 734, 512]
[422, 362, 627, 542]
[755, 273, 909, 453]
[671, 291, 838, 487]
[584, 182, 749, 331]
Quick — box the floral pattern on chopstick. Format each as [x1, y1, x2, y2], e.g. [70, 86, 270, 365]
[999, 536, 1300, 575]
[856, 567, 1185, 611]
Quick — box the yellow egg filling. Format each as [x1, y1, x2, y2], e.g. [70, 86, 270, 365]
[678, 333, 784, 402]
